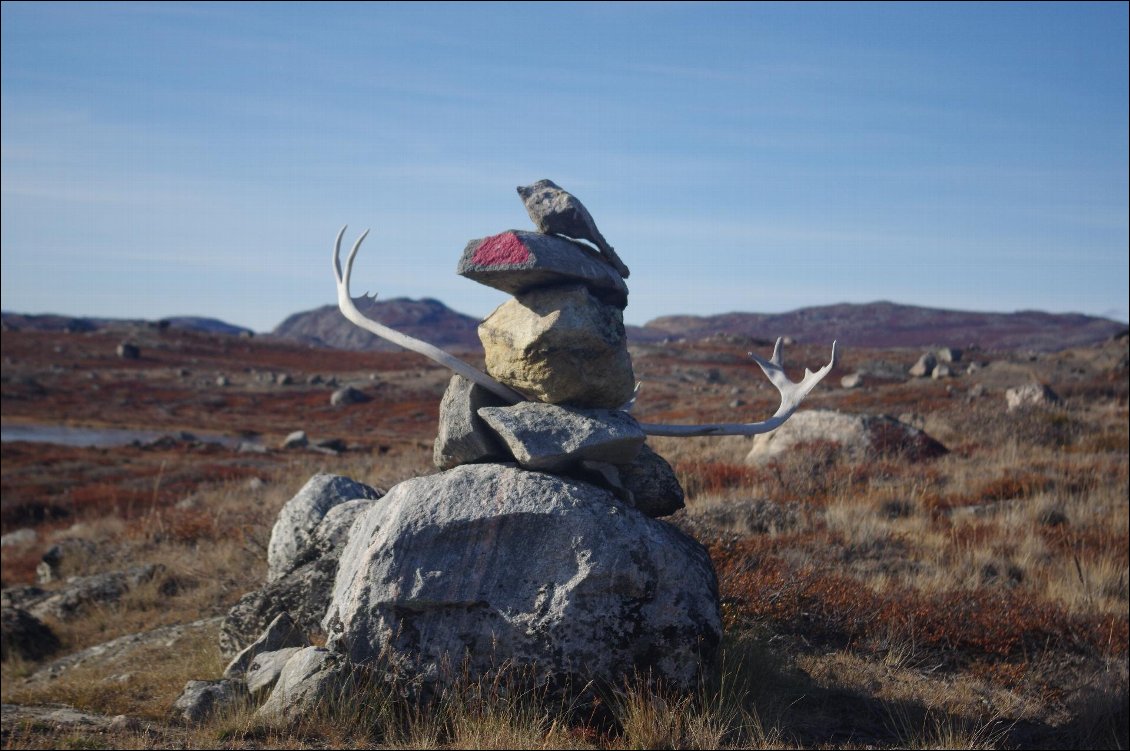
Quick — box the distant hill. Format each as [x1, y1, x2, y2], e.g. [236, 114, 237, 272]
[0, 312, 253, 337]
[271, 298, 1125, 353]
[7, 300, 1123, 353]
[641, 302, 1127, 351]
[271, 297, 483, 352]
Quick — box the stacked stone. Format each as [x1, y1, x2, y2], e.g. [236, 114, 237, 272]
[433, 228, 684, 518]
[195, 190, 719, 724]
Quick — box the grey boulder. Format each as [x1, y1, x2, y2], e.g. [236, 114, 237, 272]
[1005, 383, 1060, 411]
[222, 495, 381, 658]
[255, 647, 353, 723]
[223, 611, 308, 680]
[267, 473, 383, 583]
[27, 565, 161, 622]
[172, 679, 247, 723]
[478, 402, 645, 472]
[909, 352, 938, 378]
[746, 409, 947, 464]
[323, 464, 721, 700]
[330, 386, 370, 406]
[245, 647, 305, 695]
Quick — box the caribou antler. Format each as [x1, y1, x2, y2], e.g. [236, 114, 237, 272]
[333, 226, 526, 403]
[332, 227, 836, 436]
[640, 338, 837, 436]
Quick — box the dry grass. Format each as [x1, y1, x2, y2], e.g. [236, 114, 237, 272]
[2, 336, 1127, 748]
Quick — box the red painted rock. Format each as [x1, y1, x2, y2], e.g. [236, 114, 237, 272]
[458, 231, 629, 309]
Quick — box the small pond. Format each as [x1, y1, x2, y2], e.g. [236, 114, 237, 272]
[0, 422, 249, 449]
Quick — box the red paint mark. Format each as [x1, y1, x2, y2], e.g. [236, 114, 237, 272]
[471, 232, 530, 266]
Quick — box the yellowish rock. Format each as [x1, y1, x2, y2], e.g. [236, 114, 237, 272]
[478, 285, 635, 408]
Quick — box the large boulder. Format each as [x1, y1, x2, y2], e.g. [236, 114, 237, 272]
[746, 410, 947, 464]
[478, 285, 635, 409]
[267, 474, 383, 583]
[323, 464, 721, 701]
[222, 496, 381, 657]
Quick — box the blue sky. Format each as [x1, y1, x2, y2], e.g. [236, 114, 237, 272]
[2, 2, 1127, 332]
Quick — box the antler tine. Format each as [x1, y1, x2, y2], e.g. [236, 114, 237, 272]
[345, 228, 369, 293]
[750, 338, 837, 416]
[333, 225, 347, 284]
[331, 227, 526, 404]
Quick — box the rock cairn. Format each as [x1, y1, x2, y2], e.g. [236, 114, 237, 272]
[187, 183, 721, 723]
[436, 221, 685, 518]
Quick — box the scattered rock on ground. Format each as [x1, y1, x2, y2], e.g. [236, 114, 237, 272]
[280, 430, 308, 449]
[1005, 383, 1061, 411]
[224, 612, 309, 680]
[1, 606, 61, 662]
[746, 410, 947, 464]
[24, 618, 222, 686]
[330, 386, 369, 406]
[671, 498, 802, 540]
[255, 647, 352, 723]
[0, 529, 36, 548]
[171, 679, 247, 723]
[36, 539, 98, 584]
[908, 352, 937, 378]
[0, 703, 129, 733]
[27, 564, 162, 622]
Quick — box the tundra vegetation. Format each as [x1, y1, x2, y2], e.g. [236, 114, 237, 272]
[1, 322, 1127, 749]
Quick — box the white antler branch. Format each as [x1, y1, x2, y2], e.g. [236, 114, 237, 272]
[333, 226, 526, 403]
[333, 227, 836, 436]
[640, 338, 837, 436]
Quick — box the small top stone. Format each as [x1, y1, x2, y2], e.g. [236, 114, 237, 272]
[517, 179, 630, 279]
